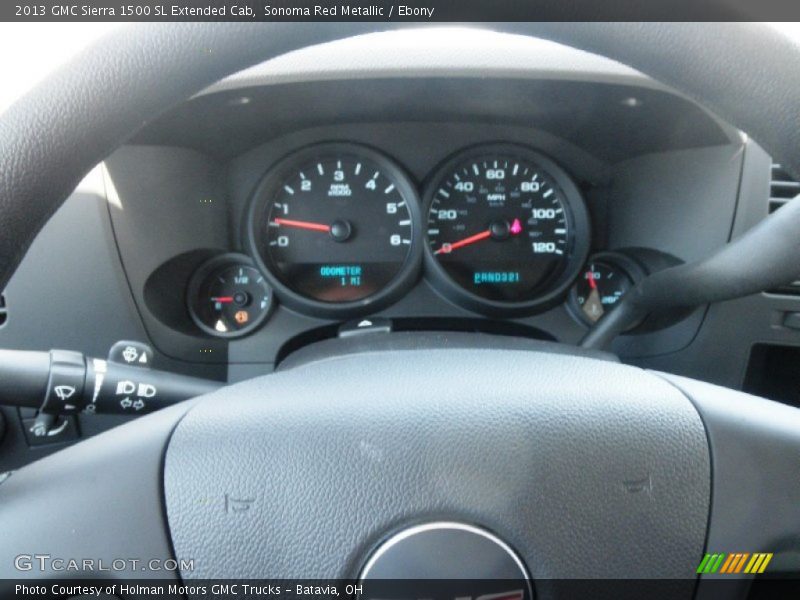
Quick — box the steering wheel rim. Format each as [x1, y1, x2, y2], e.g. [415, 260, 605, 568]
[1, 22, 799, 595]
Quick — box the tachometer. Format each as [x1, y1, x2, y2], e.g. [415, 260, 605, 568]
[424, 145, 590, 315]
[246, 144, 422, 317]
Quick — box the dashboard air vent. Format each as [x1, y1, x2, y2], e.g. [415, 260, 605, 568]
[769, 163, 800, 213]
[0, 294, 6, 326]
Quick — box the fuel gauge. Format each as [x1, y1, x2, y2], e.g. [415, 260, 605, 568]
[188, 254, 273, 338]
[568, 252, 644, 327]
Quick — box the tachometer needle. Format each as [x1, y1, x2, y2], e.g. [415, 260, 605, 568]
[272, 218, 331, 233]
[211, 296, 234, 303]
[435, 229, 491, 254]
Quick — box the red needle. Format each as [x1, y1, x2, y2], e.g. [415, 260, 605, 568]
[587, 271, 598, 290]
[211, 296, 234, 303]
[435, 229, 492, 255]
[272, 218, 331, 233]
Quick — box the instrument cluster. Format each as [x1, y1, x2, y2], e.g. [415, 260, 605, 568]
[188, 141, 604, 337]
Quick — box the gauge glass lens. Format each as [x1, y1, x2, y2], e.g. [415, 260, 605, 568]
[571, 261, 633, 323]
[190, 263, 272, 336]
[256, 154, 415, 303]
[427, 154, 574, 303]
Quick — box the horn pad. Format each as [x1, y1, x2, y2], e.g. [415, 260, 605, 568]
[163, 343, 709, 586]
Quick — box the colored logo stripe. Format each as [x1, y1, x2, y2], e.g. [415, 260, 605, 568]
[697, 554, 726, 574]
[720, 553, 748, 573]
[745, 553, 773, 574]
[697, 553, 773, 574]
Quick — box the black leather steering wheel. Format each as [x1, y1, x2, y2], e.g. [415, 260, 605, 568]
[1, 23, 799, 597]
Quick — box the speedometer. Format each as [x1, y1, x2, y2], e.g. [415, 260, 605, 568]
[246, 143, 422, 317]
[423, 145, 590, 315]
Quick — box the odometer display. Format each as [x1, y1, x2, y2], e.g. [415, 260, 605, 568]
[247, 144, 421, 314]
[424, 146, 589, 313]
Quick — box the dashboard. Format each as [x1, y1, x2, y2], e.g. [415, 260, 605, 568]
[2, 29, 795, 469]
[97, 54, 744, 374]
[101, 116, 738, 369]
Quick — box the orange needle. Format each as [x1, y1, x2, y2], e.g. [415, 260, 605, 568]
[272, 218, 331, 233]
[435, 229, 492, 255]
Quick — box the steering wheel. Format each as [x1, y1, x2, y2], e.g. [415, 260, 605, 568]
[1, 23, 799, 596]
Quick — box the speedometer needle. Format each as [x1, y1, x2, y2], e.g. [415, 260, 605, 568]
[272, 218, 331, 233]
[435, 219, 524, 255]
[435, 229, 491, 254]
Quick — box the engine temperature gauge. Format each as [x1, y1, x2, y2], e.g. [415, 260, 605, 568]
[188, 254, 273, 338]
[569, 252, 644, 326]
